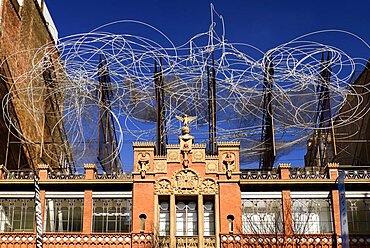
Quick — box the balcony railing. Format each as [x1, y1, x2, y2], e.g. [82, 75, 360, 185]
[1, 233, 369, 247]
[221, 234, 335, 247]
[3, 170, 34, 179]
[240, 169, 279, 180]
[95, 172, 132, 179]
[176, 236, 198, 247]
[48, 172, 86, 179]
[1, 233, 153, 247]
[289, 167, 327, 179]
[220, 234, 370, 248]
[341, 169, 370, 179]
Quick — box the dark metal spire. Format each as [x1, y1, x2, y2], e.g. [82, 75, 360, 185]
[260, 56, 276, 170]
[154, 57, 166, 155]
[208, 51, 217, 155]
[97, 55, 121, 173]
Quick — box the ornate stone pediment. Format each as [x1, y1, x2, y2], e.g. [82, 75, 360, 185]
[200, 178, 218, 194]
[173, 169, 199, 194]
[154, 169, 218, 195]
[155, 178, 172, 194]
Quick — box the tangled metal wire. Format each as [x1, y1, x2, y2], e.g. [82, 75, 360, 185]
[1, 15, 369, 170]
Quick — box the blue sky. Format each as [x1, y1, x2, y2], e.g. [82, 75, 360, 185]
[47, 0, 369, 58]
[46, 1, 369, 171]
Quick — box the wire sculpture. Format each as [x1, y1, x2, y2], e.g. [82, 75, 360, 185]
[1, 11, 369, 171]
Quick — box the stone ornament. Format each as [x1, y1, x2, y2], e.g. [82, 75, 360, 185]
[177, 114, 197, 168]
[167, 150, 180, 162]
[154, 169, 217, 195]
[175, 114, 197, 128]
[206, 161, 218, 173]
[137, 152, 150, 178]
[192, 150, 205, 162]
[174, 169, 199, 194]
[200, 178, 218, 194]
[154, 160, 166, 172]
[222, 152, 235, 178]
[155, 178, 172, 194]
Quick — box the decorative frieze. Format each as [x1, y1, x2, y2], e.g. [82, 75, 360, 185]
[154, 169, 218, 195]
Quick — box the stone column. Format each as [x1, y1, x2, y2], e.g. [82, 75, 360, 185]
[154, 194, 159, 235]
[215, 194, 220, 248]
[198, 195, 204, 246]
[170, 194, 176, 247]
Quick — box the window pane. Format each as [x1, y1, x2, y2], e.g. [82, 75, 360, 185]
[0, 199, 34, 232]
[44, 199, 83, 232]
[347, 198, 370, 234]
[92, 199, 132, 233]
[204, 201, 214, 236]
[176, 200, 198, 236]
[176, 212, 186, 236]
[159, 201, 170, 236]
[292, 198, 333, 234]
[242, 199, 283, 234]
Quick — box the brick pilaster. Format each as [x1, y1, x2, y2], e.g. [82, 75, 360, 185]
[278, 163, 291, 179]
[37, 164, 49, 180]
[84, 164, 97, 180]
[282, 190, 293, 235]
[83, 190, 93, 233]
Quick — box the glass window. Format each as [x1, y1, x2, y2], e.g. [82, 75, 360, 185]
[242, 199, 283, 234]
[347, 198, 370, 234]
[292, 198, 333, 234]
[0, 199, 34, 232]
[92, 199, 132, 233]
[203, 201, 215, 236]
[159, 201, 170, 236]
[176, 201, 197, 236]
[44, 199, 83, 232]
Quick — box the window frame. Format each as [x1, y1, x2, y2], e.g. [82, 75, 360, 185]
[92, 198, 132, 233]
[0, 198, 35, 232]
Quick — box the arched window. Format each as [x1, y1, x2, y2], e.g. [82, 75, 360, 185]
[139, 214, 147, 232]
[227, 215, 234, 234]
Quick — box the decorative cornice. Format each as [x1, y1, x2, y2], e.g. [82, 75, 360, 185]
[154, 155, 167, 160]
[205, 155, 218, 160]
[166, 144, 180, 149]
[326, 162, 339, 169]
[133, 142, 156, 148]
[37, 164, 50, 170]
[84, 164, 97, 171]
[217, 141, 240, 147]
[193, 144, 206, 149]
[278, 163, 291, 169]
